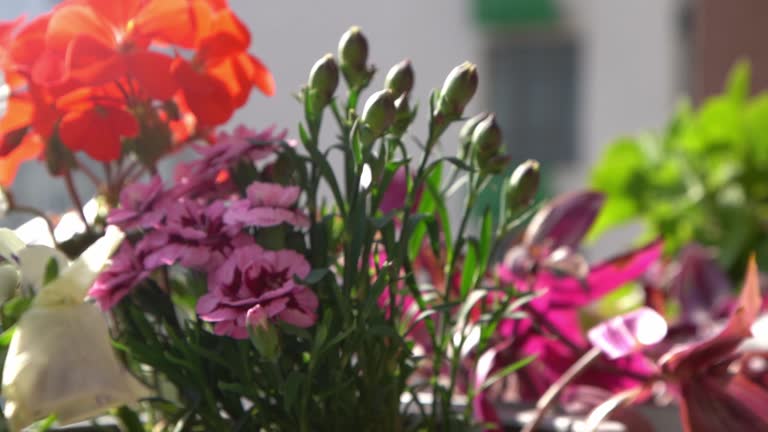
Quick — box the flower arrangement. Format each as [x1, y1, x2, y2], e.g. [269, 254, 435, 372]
[0, 2, 767, 432]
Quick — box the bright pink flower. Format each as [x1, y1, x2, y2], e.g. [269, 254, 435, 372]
[499, 240, 663, 308]
[107, 175, 167, 230]
[196, 244, 316, 339]
[224, 181, 309, 228]
[143, 200, 252, 271]
[88, 238, 161, 310]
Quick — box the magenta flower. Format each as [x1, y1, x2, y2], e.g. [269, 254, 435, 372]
[659, 257, 768, 432]
[499, 240, 663, 308]
[107, 176, 167, 230]
[196, 244, 317, 339]
[224, 182, 309, 228]
[173, 125, 285, 200]
[143, 200, 252, 271]
[88, 238, 161, 310]
[585, 258, 768, 432]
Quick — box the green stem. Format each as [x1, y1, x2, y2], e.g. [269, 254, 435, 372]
[522, 347, 601, 432]
[63, 169, 92, 235]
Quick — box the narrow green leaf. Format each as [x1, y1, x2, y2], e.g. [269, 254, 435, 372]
[0, 325, 15, 347]
[298, 268, 329, 285]
[477, 355, 536, 393]
[477, 208, 493, 274]
[459, 241, 478, 298]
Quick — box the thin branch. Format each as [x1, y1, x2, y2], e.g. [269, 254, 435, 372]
[522, 347, 602, 432]
[10, 205, 58, 247]
[63, 169, 92, 235]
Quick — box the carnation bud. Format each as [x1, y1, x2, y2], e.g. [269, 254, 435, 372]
[338, 26, 371, 89]
[361, 89, 396, 138]
[507, 159, 540, 208]
[480, 154, 512, 175]
[308, 54, 339, 112]
[472, 114, 502, 159]
[390, 93, 412, 137]
[247, 306, 280, 362]
[459, 112, 488, 147]
[384, 60, 414, 98]
[435, 62, 478, 119]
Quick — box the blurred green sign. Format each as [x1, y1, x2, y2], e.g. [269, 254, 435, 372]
[474, 0, 558, 26]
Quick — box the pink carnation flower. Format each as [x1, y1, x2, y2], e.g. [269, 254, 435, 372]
[224, 182, 309, 228]
[88, 239, 161, 310]
[143, 200, 252, 271]
[196, 244, 317, 339]
[173, 125, 285, 200]
[107, 175, 167, 230]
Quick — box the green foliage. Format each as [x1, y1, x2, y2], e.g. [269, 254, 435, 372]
[590, 61, 768, 277]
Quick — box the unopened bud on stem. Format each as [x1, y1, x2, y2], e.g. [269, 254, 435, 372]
[385, 60, 414, 98]
[247, 306, 280, 362]
[391, 93, 412, 137]
[308, 54, 339, 113]
[507, 159, 540, 208]
[472, 114, 502, 158]
[361, 89, 396, 138]
[338, 26, 371, 90]
[435, 62, 478, 119]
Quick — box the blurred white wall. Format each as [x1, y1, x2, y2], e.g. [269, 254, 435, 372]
[0, 0, 685, 230]
[557, 0, 686, 189]
[231, 0, 485, 157]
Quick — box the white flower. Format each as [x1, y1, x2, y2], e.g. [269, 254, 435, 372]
[1, 227, 149, 431]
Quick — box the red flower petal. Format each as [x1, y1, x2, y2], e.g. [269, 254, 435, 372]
[76, 0, 142, 30]
[9, 14, 51, 72]
[63, 34, 123, 85]
[46, 5, 114, 51]
[59, 105, 138, 161]
[197, 9, 250, 63]
[126, 51, 177, 100]
[173, 59, 234, 126]
[134, 0, 214, 48]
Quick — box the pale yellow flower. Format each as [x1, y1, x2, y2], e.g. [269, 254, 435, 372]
[1, 227, 149, 431]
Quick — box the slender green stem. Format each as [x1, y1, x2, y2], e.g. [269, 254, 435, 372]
[63, 169, 92, 235]
[10, 205, 57, 246]
[522, 347, 601, 432]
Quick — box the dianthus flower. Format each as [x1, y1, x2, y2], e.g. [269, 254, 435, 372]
[196, 244, 316, 339]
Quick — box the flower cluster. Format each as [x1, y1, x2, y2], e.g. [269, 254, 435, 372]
[0, 0, 273, 186]
[89, 126, 315, 338]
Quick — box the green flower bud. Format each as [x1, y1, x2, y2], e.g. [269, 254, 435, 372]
[472, 114, 502, 159]
[247, 306, 280, 362]
[435, 62, 478, 119]
[361, 89, 396, 137]
[308, 54, 339, 110]
[338, 26, 371, 89]
[507, 159, 540, 208]
[390, 93, 412, 137]
[459, 112, 489, 147]
[385, 59, 414, 98]
[480, 154, 512, 175]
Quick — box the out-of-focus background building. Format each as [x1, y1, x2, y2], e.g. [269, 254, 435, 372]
[2, 0, 768, 224]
